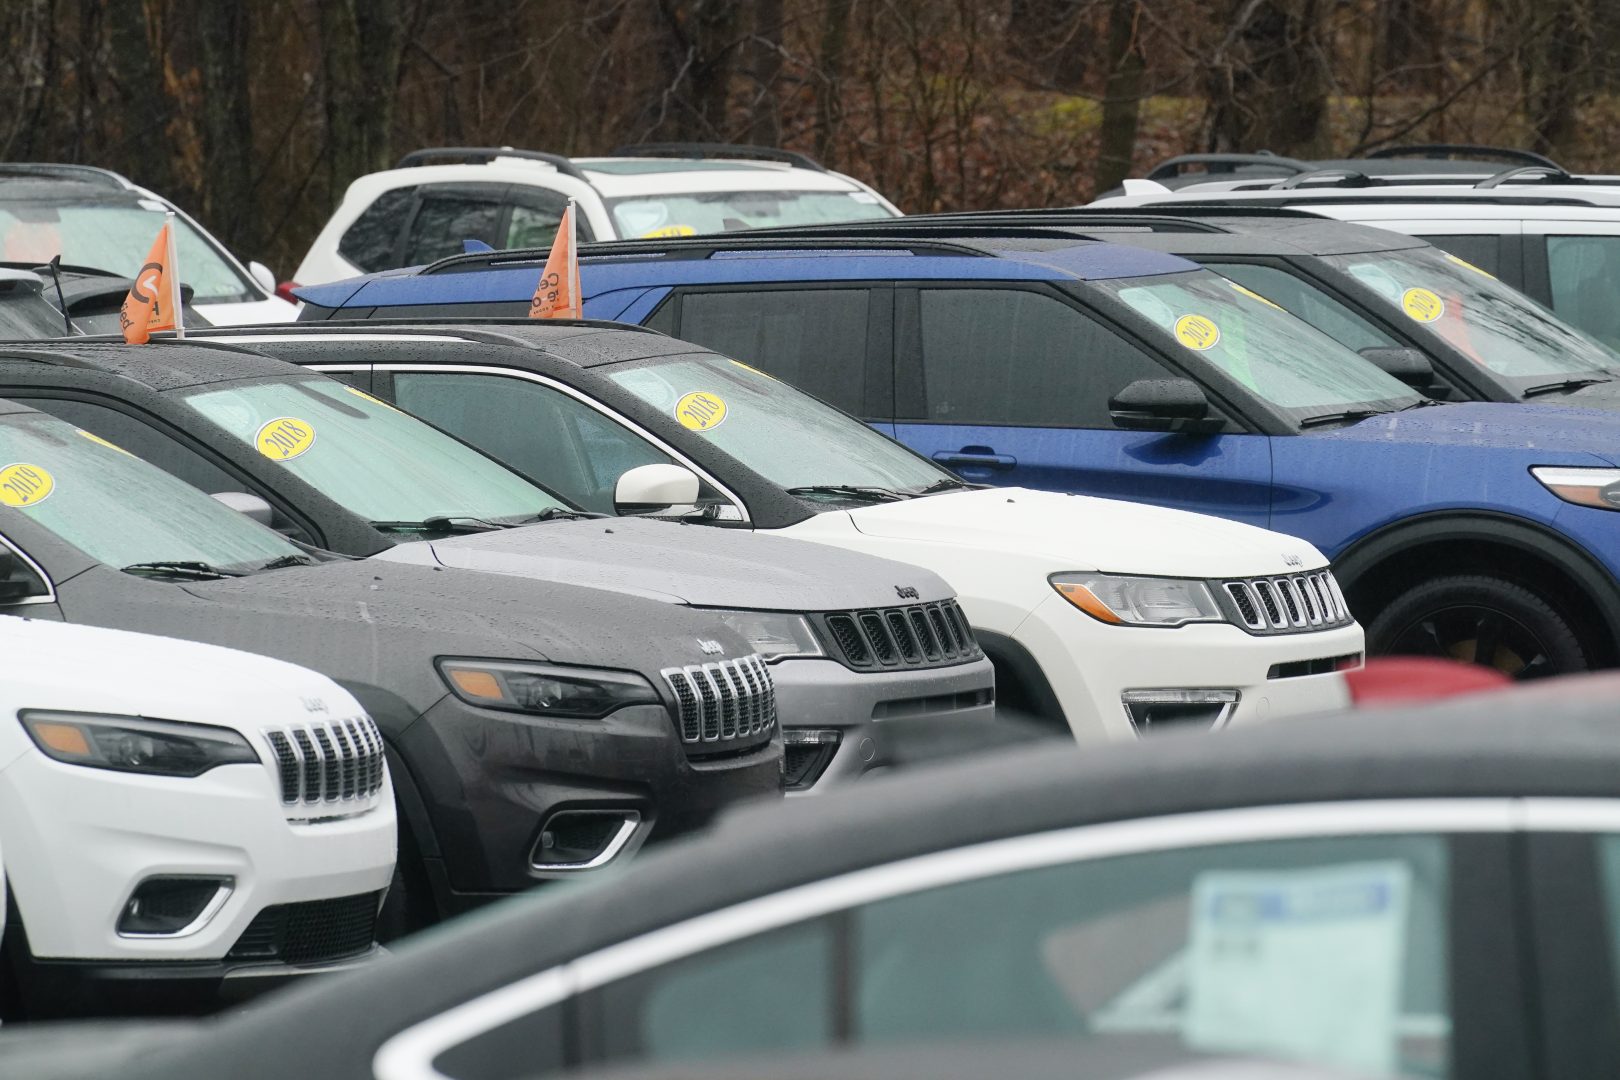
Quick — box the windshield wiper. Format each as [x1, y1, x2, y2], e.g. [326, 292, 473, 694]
[1523, 377, 1615, 399]
[370, 516, 509, 534]
[786, 484, 908, 503]
[1298, 409, 1385, 430]
[256, 554, 315, 571]
[511, 507, 603, 524]
[909, 478, 982, 496]
[1395, 398, 1450, 411]
[121, 561, 244, 580]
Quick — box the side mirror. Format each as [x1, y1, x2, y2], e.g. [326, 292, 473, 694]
[248, 261, 277, 294]
[614, 464, 700, 515]
[1109, 379, 1225, 434]
[1359, 347, 1435, 389]
[212, 491, 274, 526]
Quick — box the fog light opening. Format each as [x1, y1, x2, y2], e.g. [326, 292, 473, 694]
[783, 728, 842, 791]
[1121, 689, 1241, 735]
[530, 810, 642, 871]
[117, 876, 234, 938]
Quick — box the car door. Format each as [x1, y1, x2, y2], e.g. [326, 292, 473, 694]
[1521, 218, 1620, 351]
[892, 282, 1274, 528]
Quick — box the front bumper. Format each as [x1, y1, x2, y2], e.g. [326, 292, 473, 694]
[769, 655, 997, 790]
[1015, 592, 1363, 742]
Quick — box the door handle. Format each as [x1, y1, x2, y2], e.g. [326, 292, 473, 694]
[932, 449, 1017, 469]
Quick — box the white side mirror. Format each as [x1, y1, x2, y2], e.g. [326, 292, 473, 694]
[212, 490, 274, 526]
[248, 260, 277, 293]
[614, 464, 700, 515]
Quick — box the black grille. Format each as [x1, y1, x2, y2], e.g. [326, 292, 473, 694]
[263, 716, 387, 817]
[813, 599, 982, 671]
[226, 891, 380, 966]
[661, 655, 777, 753]
[1218, 570, 1355, 636]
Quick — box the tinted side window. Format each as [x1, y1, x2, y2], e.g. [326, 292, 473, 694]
[1412, 235, 1501, 277]
[916, 287, 1168, 427]
[403, 186, 507, 266]
[1206, 262, 1398, 353]
[25, 397, 239, 494]
[1546, 235, 1620, 350]
[677, 289, 870, 415]
[338, 187, 414, 272]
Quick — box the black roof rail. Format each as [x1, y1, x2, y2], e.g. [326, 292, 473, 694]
[393, 147, 591, 182]
[607, 142, 826, 172]
[192, 317, 656, 340]
[419, 235, 994, 275]
[1144, 152, 1312, 181]
[1277, 168, 1374, 189]
[1365, 143, 1562, 169]
[1474, 164, 1581, 189]
[0, 164, 133, 190]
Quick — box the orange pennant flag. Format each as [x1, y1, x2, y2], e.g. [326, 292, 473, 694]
[528, 203, 581, 320]
[120, 220, 179, 344]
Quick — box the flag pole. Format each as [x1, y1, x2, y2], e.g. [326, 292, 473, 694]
[165, 212, 184, 339]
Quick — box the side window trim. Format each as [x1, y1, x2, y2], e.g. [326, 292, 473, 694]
[373, 796, 1553, 1080]
[0, 527, 55, 606]
[342, 364, 753, 523]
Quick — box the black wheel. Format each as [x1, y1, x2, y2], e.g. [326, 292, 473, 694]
[1365, 574, 1588, 679]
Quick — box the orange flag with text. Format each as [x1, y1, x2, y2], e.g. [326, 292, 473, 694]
[528, 203, 581, 320]
[120, 217, 181, 344]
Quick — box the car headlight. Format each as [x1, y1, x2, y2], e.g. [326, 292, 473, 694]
[1532, 466, 1620, 511]
[20, 711, 258, 777]
[1050, 573, 1224, 627]
[437, 659, 661, 718]
[695, 609, 823, 661]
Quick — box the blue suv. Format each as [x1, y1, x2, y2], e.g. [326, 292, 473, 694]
[295, 237, 1620, 677]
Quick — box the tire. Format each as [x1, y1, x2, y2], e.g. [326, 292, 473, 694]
[375, 819, 439, 943]
[1365, 574, 1588, 679]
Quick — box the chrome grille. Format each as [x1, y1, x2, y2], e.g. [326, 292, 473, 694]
[661, 655, 777, 748]
[263, 716, 387, 815]
[1220, 570, 1354, 635]
[815, 599, 982, 671]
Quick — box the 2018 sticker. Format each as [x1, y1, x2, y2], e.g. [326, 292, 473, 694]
[1174, 313, 1222, 350]
[1228, 281, 1283, 310]
[1401, 287, 1445, 323]
[642, 225, 696, 238]
[675, 391, 727, 431]
[0, 463, 53, 507]
[76, 429, 133, 456]
[256, 417, 317, 460]
[1444, 252, 1496, 279]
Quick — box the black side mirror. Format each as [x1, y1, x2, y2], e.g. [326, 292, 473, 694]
[1359, 347, 1435, 389]
[0, 547, 41, 603]
[1109, 378, 1225, 434]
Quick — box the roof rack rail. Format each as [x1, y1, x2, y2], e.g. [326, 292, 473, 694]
[1276, 168, 1374, 189]
[607, 142, 826, 172]
[1144, 152, 1312, 181]
[418, 235, 993, 275]
[0, 164, 133, 190]
[393, 147, 591, 182]
[1365, 143, 1562, 169]
[1474, 164, 1581, 189]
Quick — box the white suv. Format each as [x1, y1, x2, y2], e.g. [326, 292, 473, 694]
[290, 144, 901, 287]
[0, 617, 395, 1019]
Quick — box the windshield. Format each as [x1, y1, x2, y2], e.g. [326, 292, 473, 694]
[606, 354, 950, 500]
[1322, 247, 1620, 389]
[607, 190, 896, 237]
[0, 289, 69, 339]
[182, 377, 567, 526]
[1093, 268, 1422, 423]
[0, 199, 254, 302]
[0, 411, 299, 570]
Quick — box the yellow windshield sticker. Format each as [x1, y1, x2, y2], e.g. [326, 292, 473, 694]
[0, 463, 53, 507]
[1228, 281, 1283, 310]
[642, 225, 696, 238]
[1401, 287, 1445, 323]
[675, 391, 728, 431]
[75, 429, 133, 456]
[727, 358, 775, 380]
[255, 417, 317, 460]
[1174, 314, 1222, 351]
[344, 385, 402, 412]
[1444, 252, 1496, 279]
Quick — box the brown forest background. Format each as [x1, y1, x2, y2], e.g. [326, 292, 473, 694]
[3, 0, 1616, 274]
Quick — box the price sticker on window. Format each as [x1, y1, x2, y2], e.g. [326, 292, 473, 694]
[1401, 287, 1445, 323]
[641, 225, 696, 238]
[0, 463, 53, 507]
[1174, 314, 1222, 351]
[675, 391, 728, 431]
[255, 417, 317, 460]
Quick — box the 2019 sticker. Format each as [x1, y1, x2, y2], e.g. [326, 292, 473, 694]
[1401, 287, 1445, 323]
[256, 417, 317, 460]
[641, 225, 696, 238]
[675, 391, 727, 431]
[0, 463, 53, 507]
[1174, 313, 1222, 350]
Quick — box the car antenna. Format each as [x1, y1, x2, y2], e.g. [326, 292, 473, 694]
[35, 255, 73, 336]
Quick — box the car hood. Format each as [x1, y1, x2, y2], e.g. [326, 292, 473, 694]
[841, 487, 1326, 578]
[370, 517, 955, 611]
[1305, 401, 1620, 465]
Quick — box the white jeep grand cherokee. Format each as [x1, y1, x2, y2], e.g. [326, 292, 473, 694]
[0, 617, 395, 1019]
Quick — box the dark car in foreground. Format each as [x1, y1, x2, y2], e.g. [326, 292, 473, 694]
[16, 675, 1620, 1079]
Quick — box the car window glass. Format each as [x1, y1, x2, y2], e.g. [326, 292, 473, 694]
[392, 372, 674, 513]
[1412, 235, 1501, 278]
[916, 287, 1170, 428]
[23, 397, 240, 494]
[404, 189, 506, 266]
[643, 296, 677, 335]
[1205, 262, 1398, 353]
[606, 190, 895, 237]
[566, 833, 1451, 1078]
[677, 290, 870, 415]
[338, 187, 414, 273]
[1546, 235, 1620, 351]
